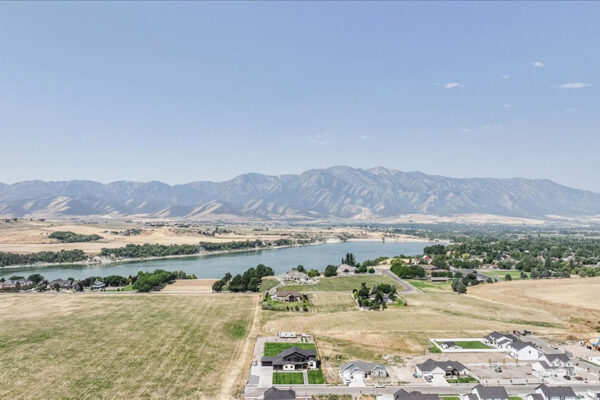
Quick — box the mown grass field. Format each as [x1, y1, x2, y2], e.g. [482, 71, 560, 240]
[0, 293, 258, 400]
[263, 342, 316, 357]
[272, 372, 304, 384]
[406, 279, 452, 292]
[282, 274, 403, 292]
[480, 269, 523, 280]
[453, 340, 490, 349]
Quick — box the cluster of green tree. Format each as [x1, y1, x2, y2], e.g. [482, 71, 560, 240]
[390, 259, 426, 279]
[199, 239, 300, 252]
[133, 269, 190, 292]
[360, 256, 389, 268]
[100, 244, 199, 258]
[423, 244, 446, 255]
[49, 231, 102, 243]
[341, 252, 357, 266]
[353, 282, 397, 310]
[212, 264, 275, 292]
[324, 265, 338, 277]
[0, 249, 87, 267]
[293, 265, 321, 278]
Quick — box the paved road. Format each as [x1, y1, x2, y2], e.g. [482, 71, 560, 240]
[245, 383, 600, 399]
[379, 267, 422, 294]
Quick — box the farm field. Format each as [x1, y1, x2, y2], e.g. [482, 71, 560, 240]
[480, 269, 523, 281]
[0, 293, 259, 400]
[282, 274, 403, 293]
[406, 279, 452, 292]
[161, 279, 217, 293]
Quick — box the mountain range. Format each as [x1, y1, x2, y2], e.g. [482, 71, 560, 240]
[1, 166, 600, 221]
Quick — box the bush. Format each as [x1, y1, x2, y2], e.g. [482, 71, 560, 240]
[49, 231, 102, 243]
[324, 265, 337, 277]
[133, 270, 177, 292]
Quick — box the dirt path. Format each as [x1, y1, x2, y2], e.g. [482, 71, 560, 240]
[219, 293, 262, 399]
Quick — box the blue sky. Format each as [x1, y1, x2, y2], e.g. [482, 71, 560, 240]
[1, 2, 599, 190]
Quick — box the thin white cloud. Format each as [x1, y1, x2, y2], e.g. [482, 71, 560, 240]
[532, 61, 544, 68]
[557, 82, 591, 89]
[565, 107, 575, 113]
[359, 134, 370, 140]
[462, 128, 471, 133]
[501, 74, 510, 79]
[305, 133, 332, 145]
[441, 82, 464, 89]
[503, 104, 512, 108]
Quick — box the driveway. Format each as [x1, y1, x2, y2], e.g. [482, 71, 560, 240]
[379, 268, 422, 294]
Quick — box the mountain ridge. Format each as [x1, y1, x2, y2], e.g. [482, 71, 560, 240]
[1, 166, 599, 221]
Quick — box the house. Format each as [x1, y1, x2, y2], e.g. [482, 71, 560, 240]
[532, 353, 574, 377]
[261, 347, 318, 371]
[279, 270, 309, 282]
[507, 341, 539, 361]
[339, 360, 388, 382]
[440, 341, 457, 350]
[584, 338, 600, 351]
[92, 280, 106, 290]
[1, 279, 34, 290]
[467, 385, 509, 400]
[337, 264, 357, 275]
[531, 385, 577, 400]
[394, 390, 439, 400]
[483, 332, 516, 347]
[416, 359, 469, 378]
[263, 386, 296, 400]
[275, 291, 303, 302]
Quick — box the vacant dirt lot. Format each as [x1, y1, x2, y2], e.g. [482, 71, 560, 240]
[0, 293, 259, 400]
[161, 279, 217, 293]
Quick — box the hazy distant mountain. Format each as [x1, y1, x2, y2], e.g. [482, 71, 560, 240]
[2, 166, 600, 221]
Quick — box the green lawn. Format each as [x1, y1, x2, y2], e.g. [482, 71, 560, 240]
[259, 277, 280, 292]
[447, 376, 478, 383]
[479, 269, 522, 281]
[272, 372, 304, 384]
[308, 369, 326, 384]
[263, 342, 316, 357]
[406, 279, 452, 292]
[282, 275, 403, 292]
[442, 397, 461, 400]
[509, 397, 523, 400]
[453, 340, 490, 349]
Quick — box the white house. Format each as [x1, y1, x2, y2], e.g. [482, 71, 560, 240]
[337, 264, 357, 275]
[530, 385, 577, 400]
[339, 360, 388, 382]
[532, 353, 574, 377]
[416, 359, 470, 379]
[507, 341, 539, 361]
[483, 332, 517, 348]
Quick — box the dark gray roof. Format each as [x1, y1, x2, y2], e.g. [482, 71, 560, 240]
[543, 353, 570, 363]
[263, 387, 296, 400]
[416, 358, 468, 373]
[340, 360, 386, 373]
[485, 332, 505, 340]
[394, 389, 439, 400]
[509, 341, 536, 350]
[278, 347, 315, 358]
[528, 394, 544, 400]
[536, 384, 576, 398]
[474, 385, 509, 399]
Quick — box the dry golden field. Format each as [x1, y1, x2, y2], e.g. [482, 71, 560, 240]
[0, 293, 260, 400]
[0, 219, 389, 254]
[161, 279, 218, 293]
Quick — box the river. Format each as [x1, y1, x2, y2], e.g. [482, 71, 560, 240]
[0, 240, 431, 280]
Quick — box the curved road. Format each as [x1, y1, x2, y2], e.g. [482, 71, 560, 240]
[379, 267, 422, 294]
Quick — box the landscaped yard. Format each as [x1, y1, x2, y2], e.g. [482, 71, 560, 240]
[283, 275, 403, 292]
[452, 340, 490, 349]
[308, 369, 326, 384]
[447, 376, 478, 383]
[263, 342, 316, 357]
[263, 298, 311, 312]
[272, 372, 304, 384]
[0, 293, 258, 400]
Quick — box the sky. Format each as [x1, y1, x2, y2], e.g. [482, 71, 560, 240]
[0, 2, 599, 191]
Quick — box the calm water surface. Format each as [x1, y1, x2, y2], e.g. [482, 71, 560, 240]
[0, 240, 430, 280]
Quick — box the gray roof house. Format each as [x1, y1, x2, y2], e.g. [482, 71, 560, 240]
[416, 359, 469, 377]
[339, 360, 387, 382]
[261, 347, 318, 371]
[263, 386, 296, 400]
[337, 264, 357, 274]
[533, 353, 574, 377]
[394, 390, 439, 400]
[534, 385, 577, 400]
[483, 332, 517, 347]
[507, 341, 539, 360]
[470, 385, 509, 400]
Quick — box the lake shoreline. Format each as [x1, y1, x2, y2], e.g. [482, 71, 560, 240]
[0, 237, 431, 272]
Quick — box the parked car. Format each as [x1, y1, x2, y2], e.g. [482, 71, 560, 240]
[563, 375, 571, 380]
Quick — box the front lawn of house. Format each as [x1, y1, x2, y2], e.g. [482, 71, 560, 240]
[272, 372, 304, 384]
[453, 340, 490, 349]
[447, 376, 478, 383]
[263, 342, 316, 357]
[308, 369, 326, 384]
